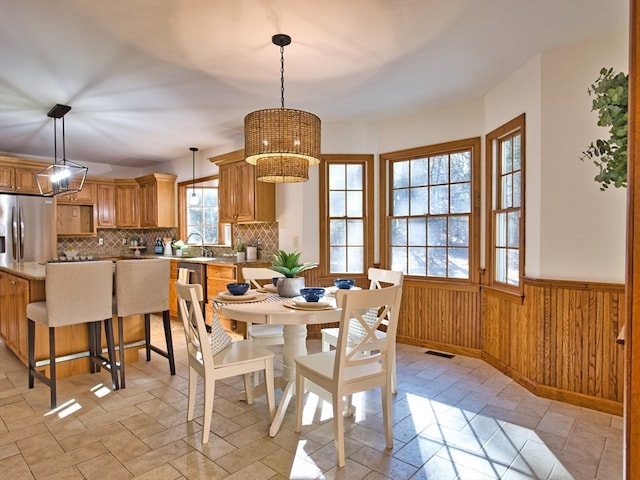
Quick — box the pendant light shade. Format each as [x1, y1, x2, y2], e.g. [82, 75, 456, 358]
[244, 34, 321, 183]
[36, 104, 88, 197]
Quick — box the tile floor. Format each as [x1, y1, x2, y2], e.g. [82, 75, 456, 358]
[0, 318, 623, 480]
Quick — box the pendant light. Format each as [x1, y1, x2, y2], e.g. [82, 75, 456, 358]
[36, 104, 88, 197]
[189, 147, 199, 205]
[244, 34, 321, 183]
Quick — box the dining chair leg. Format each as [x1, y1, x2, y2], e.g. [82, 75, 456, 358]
[333, 390, 346, 468]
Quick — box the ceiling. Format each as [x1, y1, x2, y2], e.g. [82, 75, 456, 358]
[0, 0, 628, 169]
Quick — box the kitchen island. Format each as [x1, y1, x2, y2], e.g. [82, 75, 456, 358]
[0, 261, 145, 380]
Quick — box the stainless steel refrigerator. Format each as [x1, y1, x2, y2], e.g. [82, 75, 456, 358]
[0, 194, 57, 263]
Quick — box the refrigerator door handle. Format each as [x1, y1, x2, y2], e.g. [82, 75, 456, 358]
[11, 205, 18, 261]
[19, 205, 25, 260]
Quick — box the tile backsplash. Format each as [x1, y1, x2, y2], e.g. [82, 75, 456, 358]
[56, 222, 279, 260]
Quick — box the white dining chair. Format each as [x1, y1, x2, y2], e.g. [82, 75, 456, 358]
[27, 260, 119, 408]
[295, 285, 403, 467]
[175, 281, 276, 444]
[241, 267, 285, 346]
[320, 268, 404, 393]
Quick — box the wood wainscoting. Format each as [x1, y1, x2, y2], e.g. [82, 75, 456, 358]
[483, 278, 624, 415]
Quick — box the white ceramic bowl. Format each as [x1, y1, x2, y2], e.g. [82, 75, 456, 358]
[64, 250, 79, 259]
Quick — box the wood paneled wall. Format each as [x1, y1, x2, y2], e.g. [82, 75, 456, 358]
[298, 268, 623, 414]
[483, 278, 624, 414]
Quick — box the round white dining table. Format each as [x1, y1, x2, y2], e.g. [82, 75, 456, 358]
[219, 295, 341, 437]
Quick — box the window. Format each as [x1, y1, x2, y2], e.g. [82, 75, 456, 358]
[178, 176, 226, 245]
[320, 154, 373, 277]
[486, 114, 525, 291]
[381, 138, 480, 282]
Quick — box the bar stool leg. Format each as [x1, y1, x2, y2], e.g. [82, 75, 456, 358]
[145, 313, 152, 362]
[48, 326, 57, 408]
[162, 310, 176, 375]
[28, 319, 35, 389]
[118, 316, 126, 388]
[104, 318, 120, 390]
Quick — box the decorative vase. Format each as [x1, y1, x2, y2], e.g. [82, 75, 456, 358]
[175, 249, 182, 257]
[276, 276, 305, 298]
[236, 251, 246, 262]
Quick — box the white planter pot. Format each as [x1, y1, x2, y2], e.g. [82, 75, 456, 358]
[236, 252, 246, 261]
[276, 277, 305, 298]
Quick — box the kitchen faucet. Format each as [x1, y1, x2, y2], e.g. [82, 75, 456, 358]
[185, 232, 209, 257]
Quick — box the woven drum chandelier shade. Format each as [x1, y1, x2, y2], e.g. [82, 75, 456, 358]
[244, 34, 321, 183]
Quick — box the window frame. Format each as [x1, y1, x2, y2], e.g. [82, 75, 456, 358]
[379, 137, 481, 284]
[485, 113, 526, 294]
[319, 154, 374, 280]
[177, 174, 226, 246]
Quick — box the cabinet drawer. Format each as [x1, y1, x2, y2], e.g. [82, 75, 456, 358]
[207, 264, 236, 280]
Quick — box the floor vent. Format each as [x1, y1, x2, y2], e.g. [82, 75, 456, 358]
[425, 350, 455, 359]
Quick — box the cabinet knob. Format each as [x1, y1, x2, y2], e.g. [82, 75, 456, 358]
[10, 280, 17, 285]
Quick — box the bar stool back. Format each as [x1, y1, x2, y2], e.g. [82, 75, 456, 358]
[27, 260, 118, 408]
[114, 258, 175, 387]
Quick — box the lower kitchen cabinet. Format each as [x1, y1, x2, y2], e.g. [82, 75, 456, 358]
[168, 260, 179, 318]
[206, 264, 247, 337]
[0, 272, 41, 363]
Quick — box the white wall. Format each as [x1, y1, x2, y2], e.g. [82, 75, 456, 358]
[539, 28, 628, 282]
[484, 54, 543, 277]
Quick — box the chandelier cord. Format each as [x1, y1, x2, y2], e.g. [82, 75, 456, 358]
[280, 43, 285, 109]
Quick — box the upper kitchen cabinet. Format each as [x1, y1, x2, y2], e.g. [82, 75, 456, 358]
[212, 150, 275, 223]
[0, 157, 50, 194]
[56, 180, 96, 204]
[95, 179, 116, 228]
[136, 173, 177, 228]
[114, 179, 139, 228]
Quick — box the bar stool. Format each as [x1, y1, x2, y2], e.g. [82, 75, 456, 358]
[113, 258, 175, 388]
[27, 260, 119, 408]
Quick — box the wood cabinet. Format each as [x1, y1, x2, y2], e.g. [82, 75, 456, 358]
[206, 263, 247, 336]
[0, 272, 44, 364]
[95, 180, 116, 228]
[213, 150, 275, 223]
[168, 260, 179, 318]
[115, 179, 139, 228]
[136, 173, 176, 228]
[56, 180, 96, 204]
[0, 158, 49, 194]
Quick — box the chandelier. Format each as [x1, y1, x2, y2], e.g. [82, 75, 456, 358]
[244, 34, 321, 183]
[36, 104, 88, 197]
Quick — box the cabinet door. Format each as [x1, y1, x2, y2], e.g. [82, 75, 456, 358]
[56, 180, 96, 204]
[232, 162, 257, 222]
[218, 163, 235, 222]
[96, 182, 116, 227]
[139, 181, 157, 227]
[0, 273, 30, 362]
[115, 183, 139, 227]
[14, 166, 44, 194]
[0, 164, 14, 191]
[168, 261, 179, 318]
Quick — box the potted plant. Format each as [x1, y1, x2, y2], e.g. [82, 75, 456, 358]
[234, 239, 247, 261]
[172, 239, 185, 256]
[269, 250, 318, 297]
[580, 67, 629, 191]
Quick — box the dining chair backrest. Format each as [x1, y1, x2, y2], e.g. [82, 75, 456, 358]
[114, 258, 170, 316]
[45, 260, 114, 327]
[333, 285, 403, 384]
[175, 281, 213, 373]
[368, 267, 404, 289]
[241, 267, 284, 289]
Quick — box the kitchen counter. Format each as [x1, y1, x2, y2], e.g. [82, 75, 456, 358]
[0, 256, 267, 281]
[0, 261, 46, 280]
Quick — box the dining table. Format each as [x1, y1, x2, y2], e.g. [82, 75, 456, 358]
[216, 289, 342, 437]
